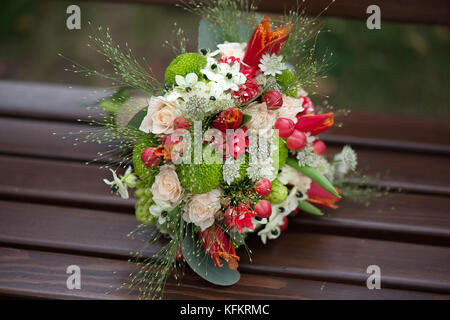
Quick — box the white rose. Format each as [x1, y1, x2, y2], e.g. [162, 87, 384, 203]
[244, 102, 277, 134]
[277, 95, 304, 123]
[217, 42, 247, 60]
[278, 165, 312, 194]
[139, 96, 178, 134]
[151, 165, 183, 206]
[183, 189, 221, 231]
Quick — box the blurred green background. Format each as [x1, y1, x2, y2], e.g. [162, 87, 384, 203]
[1, 0, 449, 117]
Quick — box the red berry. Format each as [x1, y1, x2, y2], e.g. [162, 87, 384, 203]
[254, 178, 272, 198]
[141, 147, 161, 167]
[286, 130, 307, 151]
[279, 216, 289, 231]
[274, 118, 295, 139]
[254, 200, 272, 219]
[262, 90, 283, 110]
[173, 117, 191, 130]
[313, 140, 326, 155]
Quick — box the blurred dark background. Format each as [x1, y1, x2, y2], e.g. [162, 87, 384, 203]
[1, 0, 449, 117]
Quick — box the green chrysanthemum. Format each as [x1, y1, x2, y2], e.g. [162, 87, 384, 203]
[132, 135, 160, 185]
[276, 69, 297, 98]
[176, 145, 223, 194]
[266, 178, 288, 204]
[164, 53, 207, 86]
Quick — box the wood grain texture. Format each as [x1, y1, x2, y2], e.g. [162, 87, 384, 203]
[1, 117, 449, 195]
[1, 200, 449, 294]
[85, 0, 450, 25]
[2, 247, 443, 300]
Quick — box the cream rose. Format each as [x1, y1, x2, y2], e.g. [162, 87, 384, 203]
[243, 102, 277, 134]
[217, 42, 247, 60]
[183, 189, 221, 231]
[139, 96, 178, 134]
[151, 164, 183, 206]
[277, 95, 304, 123]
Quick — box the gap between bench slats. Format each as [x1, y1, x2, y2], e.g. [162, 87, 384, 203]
[1, 247, 443, 300]
[0, 155, 449, 245]
[0, 201, 449, 294]
[0, 118, 449, 195]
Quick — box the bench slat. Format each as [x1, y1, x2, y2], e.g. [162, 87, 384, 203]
[1, 200, 449, 294]
[1, 247, 441, 300]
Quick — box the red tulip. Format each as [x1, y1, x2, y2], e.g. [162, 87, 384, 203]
[243, 16, 293, 69]
[141, 147, 161, 167]
[313, 140, 326, 155]
[286, 129, 307, 151]
[306, 182, 341, 209]
[254, 199, 272, 218]
[199, 226, 240, 270]
[254, 178, 272, 198]
[274, 117, 295, 138]
[295, 113, 334, 136]
[262, 90, 283, 110]
[213, 107, 243, 132]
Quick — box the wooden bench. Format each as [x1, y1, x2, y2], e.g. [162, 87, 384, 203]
[0, 0, 449, 299]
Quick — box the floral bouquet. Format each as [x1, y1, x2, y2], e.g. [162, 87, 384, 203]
[68, 0, 359, 299]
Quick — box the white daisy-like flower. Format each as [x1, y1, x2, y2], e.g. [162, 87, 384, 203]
[258, 53, 287, 76]
[175, 72, 199, 90]
[149, 201, 173, 225]
[103, 167, 137, 199]
[201, 57, 246, 91]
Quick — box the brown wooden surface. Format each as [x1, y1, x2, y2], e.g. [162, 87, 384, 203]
[0, 80, 449, 300]
[87, 0, 450, 25]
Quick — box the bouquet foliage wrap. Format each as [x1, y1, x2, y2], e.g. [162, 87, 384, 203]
[67, 0, 362, 299]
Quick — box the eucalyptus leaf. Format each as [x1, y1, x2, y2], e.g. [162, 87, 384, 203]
[286, 157, 341, 198]
[198, 18, 223, 51]
[182, 224, 240, 286]
[128, 107, 147, 130]
[298, 200, 324, 216]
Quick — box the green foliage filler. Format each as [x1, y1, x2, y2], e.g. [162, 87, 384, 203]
[276, 69, 298, 98]
[164, 53, 207, 86]
[134, 186, 155, 224]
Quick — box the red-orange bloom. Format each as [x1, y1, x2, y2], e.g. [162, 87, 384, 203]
[212, 107, 243, 132]
[306, 182, 341, 209]
[295, 113, 334, 136]
[199, 226, 240, 270]
[243, 16, 293, 69]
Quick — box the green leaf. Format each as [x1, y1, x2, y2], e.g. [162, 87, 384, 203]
[182, 224, 240, 286]
[298, 200, 324, 216]
[198, 18, 223, 51]
[286, 157, 341, 198]
[217, 223, 245, 247]
[241, 114, 252, 126]
[128, 107, 147, 130]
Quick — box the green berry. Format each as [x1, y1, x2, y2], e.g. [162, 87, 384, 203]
[176, 145, 223, 194]
[132, 135, 160, 185]
[134, 188, 155, 225]
[164, 53, 207, 86]
[266, 178, 288, 204]
[276, 69, 297, 98]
